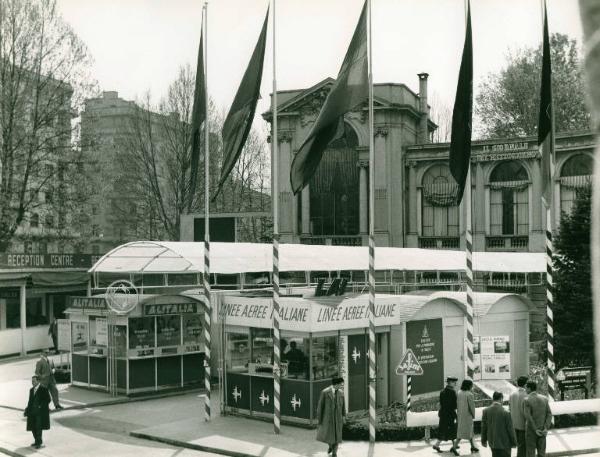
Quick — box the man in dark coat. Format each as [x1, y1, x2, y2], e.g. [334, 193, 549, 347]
[24, 375, 51, 449]
[316, 376, 346, 457]
[35, 351, 63, 410]
[433, 376, 459, 455]
[481, 391, 517, 457]
[523, 381, 552, 457]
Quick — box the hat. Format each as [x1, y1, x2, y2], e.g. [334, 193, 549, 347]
[331, 376, 344, 385]
[446, 376, 458, 383]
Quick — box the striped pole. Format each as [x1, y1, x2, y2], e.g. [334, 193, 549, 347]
[367, 0, 376, 443]
[202, 2, 211, 422]
[406, 375, 412, 412]
[546, 211, 556, 399]
[462, 0, 475, 381]
[271, 0, 281, 435]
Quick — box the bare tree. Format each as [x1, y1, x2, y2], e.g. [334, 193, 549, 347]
[115, 65, 270, 242]
[429, 92, 452, 143]
[0, 0, 95, 251]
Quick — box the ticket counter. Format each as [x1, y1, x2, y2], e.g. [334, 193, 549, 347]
[67, 294, 205, 394]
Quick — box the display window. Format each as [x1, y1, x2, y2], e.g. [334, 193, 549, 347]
[71, 321, 88, 354]
[128, 317, 155, 357]
[281, 333, 309, 380]
[311, 335, 338, 380]
[89, 316, 108, 355]
[182, 314, 203, 353]
[250, 328, 273, 375]
[226, 330, 250, 373]
[157, 314, 181, 349]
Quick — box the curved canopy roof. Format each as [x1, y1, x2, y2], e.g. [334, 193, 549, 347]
[90, 241, 546, 275]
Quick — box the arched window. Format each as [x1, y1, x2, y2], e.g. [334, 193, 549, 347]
[559, 154, 592, 215]
[309, 123, 359, 236]
[489, 161, 529, 236]
[421, 165, 459, 237]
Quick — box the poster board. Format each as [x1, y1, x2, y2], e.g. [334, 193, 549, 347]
[57, 319, 71, 352]
[406, 318, 444, 395]
[473, 336, 511, 380]
[182, 314, 203, 353]
[71, 322, 88, 353]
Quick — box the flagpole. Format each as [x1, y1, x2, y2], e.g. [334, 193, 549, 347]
[540, 0, 556, 400]
[271, 0, 282, 436]
[202, 1, 212, 422]
[367, 0, 377, 444]
[462, 0, 475, 381]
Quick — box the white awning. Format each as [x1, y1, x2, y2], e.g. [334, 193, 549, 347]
[89, 241, 546, 275]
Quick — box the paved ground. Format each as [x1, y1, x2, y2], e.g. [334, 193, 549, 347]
[0, 354, 599, 457]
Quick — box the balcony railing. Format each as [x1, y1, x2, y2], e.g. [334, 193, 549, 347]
[485, 235, 529, 251]
[418, 237, 460, 250]
[300, 235, 363, 246]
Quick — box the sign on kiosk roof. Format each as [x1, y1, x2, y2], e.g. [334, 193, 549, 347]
[395, 348, 424, 376]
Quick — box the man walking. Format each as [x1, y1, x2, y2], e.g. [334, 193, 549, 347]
[433, 376, 459, 455]
[481, 391, 517, 457]
[24, 375, 51, 449]
[523, 381, 552, 457]
[316, 376, 346, 457]
[35, 351, 63, 410]
[509, 376, 529, 457]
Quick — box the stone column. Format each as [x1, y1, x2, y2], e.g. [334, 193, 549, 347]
[473, 162, 486, 250]
[407, 161, 418, 235]
[359, 161, 368, 234]
[301, 184, 310, 235]
[531, 159, 542, 233]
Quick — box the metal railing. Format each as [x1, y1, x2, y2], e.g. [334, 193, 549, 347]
[485, 235, 529, 251]
[418, 236, 460, 250]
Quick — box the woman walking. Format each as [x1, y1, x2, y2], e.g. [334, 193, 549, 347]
[454, 379, 478, 454]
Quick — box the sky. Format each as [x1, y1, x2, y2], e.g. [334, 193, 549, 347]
[56, 0, 583, 130]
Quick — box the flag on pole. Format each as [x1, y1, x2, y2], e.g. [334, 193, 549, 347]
[290, 1, 368, 195]
[539, 2, 554, 208]
[448, 1, 473, 204]
[215, 9, 269, 199]
[188, 29, 207, 212]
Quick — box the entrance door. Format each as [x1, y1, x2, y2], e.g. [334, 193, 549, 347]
[376, 332, 389, 407]
[347, 334, 367, 412]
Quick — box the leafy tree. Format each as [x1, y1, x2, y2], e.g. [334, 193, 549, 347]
[553, 185, 594, 368]
[475, 33, 590, 138]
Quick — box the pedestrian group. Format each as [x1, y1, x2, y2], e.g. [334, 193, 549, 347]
[433, 375, 552, 456]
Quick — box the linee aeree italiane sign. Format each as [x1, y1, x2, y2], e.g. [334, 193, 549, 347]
[219, 296, 399, 332]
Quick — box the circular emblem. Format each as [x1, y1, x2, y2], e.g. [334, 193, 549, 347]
[105, 280, 138, 314]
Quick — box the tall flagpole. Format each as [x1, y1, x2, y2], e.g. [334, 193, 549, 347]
[540, 0, 556, 400]
[202, 1, 212, 422]
[367, 0, 377, 444]
[271, 0, 282, 435]
[463, 0, 475, 381]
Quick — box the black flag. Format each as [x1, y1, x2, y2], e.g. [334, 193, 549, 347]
[188, 28, 207, 212]
[290, 1, 368, 195]
[215, 9, 269, 199]
[448, 1, 473, 204]
[539, 1, 554, 208]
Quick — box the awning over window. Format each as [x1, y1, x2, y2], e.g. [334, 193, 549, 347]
[30, 271, 89, 287]
[89, 241, 546, 275]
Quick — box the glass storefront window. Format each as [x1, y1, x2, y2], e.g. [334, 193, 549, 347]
[128, 317, 155, 357]
[89, 316, 108, 355]
[157, 315, 181, 347]
[227, 331, 250, 373]
[251, 328, 273, 366]
[71, 321, 88, 354]
[312, 335, 338, 380]
[281, 333, 310, 380]
[182, 314, 203, 353]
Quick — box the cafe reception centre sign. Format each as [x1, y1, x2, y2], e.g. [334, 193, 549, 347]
[219, 295, 400, 332]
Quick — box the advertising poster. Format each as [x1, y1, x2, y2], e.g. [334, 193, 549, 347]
[96, 318, 108, 347]
[182, 314, 203, 353]
[157, 315, 181, 349]
[479, 336, 511, 380]
[112, 325, 127, 358]
[406, 319, 444, 395]
[128, 317, 155, 357]
[473, 337, 482, 381]
[71, 322, 88, 353]
[57, 319, 71, 352]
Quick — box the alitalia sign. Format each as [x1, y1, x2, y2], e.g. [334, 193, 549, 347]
[144, 303, 199, 316]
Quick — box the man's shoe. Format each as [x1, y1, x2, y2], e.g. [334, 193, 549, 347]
[55, 405, 64, 410]
[471, 447, 479, 453]
[30, 442, 37, 447]
[450, 448, 460, 456]
[433, 445, 442, 453]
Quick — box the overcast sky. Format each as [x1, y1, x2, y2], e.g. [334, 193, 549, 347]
[56, 0, 583, 129]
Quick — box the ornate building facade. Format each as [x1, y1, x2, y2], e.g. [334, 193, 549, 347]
[264, 74, 594, 253]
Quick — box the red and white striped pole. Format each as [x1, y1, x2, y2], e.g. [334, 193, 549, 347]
[367, 0, 377, 443]
[202, 1, 212, 422]
[271, 0, 281, 435]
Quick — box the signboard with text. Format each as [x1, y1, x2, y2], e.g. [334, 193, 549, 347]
[0, 253, 102, 269]
[406, 319, 443, 395]
[474, 336, 511, 380]
[57, 319, 71, 352]
[219, 296, 400, 332]
[68, 296, 107, 312]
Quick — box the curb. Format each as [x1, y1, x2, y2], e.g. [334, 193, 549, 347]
[129, 432, 252, 457]
[0, 445, 21, 457]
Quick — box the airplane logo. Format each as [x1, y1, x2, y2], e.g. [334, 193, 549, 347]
[232, 386, 242, 402]
[259, 390, 270, 406]
[352, 347, 361, 363]
[422, 326, 429, 338]
[291, 394, 301, 411]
